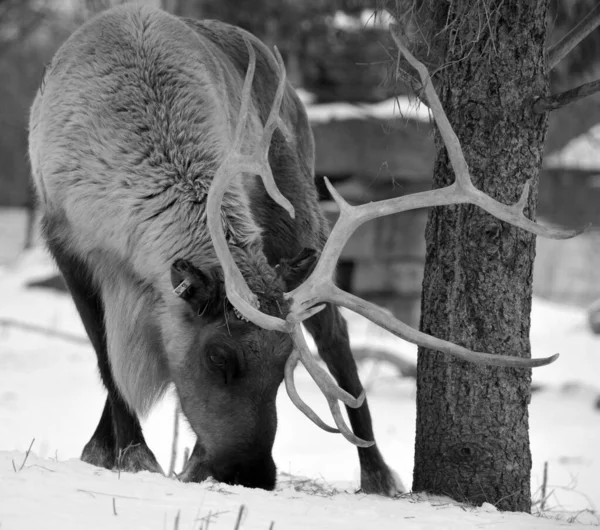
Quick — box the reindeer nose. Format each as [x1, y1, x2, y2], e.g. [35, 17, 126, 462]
[212, 454, 276, 490]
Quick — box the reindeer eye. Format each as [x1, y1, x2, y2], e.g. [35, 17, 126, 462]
[209, 353, 227, 367]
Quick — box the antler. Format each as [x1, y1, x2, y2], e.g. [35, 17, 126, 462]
[206, 38, 370, 446]
[285, 33, 586, 370]
[207, 33, 584, 448]
[207, 39, 293, 333]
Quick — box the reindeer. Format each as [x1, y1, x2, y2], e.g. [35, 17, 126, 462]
[28, 4, 577, 495]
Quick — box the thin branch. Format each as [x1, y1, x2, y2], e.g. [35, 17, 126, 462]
[533, 78, 600, 113]
[0, 318, 89, 345]
[548, 4, 600, 70]
[168, 401, 180, 477]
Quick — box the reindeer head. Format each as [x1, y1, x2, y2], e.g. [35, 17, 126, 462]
[169, 247, 317, 489]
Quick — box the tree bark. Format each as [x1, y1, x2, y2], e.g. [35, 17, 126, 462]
[412, 1, 550, 512]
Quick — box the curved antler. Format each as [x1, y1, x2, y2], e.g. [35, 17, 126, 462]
[206, 39, 292, 333]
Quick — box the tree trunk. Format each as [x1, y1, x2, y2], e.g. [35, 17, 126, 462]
[412, 1, 550, 512]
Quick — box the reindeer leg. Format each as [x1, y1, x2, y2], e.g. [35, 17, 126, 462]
[44, 218, 162, 474]
[303, 303, 405, 496]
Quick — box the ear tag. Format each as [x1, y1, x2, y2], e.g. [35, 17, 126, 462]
[173, 278, 192, 298]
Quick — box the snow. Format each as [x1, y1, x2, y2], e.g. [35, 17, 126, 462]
[544, 123, 600, 171]
[0, 246, 599, 529]
[303, 96, 432, 124]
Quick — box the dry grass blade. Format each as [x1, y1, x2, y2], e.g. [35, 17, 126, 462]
[540, 461, 549, 511]
[233, 505, 245, 530]
[13, 438, 35, 472]
[181, 446, 190, 471]
[168, 400, 180, 477]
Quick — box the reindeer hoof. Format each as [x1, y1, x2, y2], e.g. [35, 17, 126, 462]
[177, 453, 210, 483]
[360, 466, 406, 497]
[116, 444, 164, 475]
[81, 439, 115, 470]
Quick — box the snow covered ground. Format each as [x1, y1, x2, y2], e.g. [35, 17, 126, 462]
[0, 244, 599, 528]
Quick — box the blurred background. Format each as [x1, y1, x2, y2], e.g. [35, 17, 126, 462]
[1, 0, 600, 330]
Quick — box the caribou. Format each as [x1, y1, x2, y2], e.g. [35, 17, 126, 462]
[28, 4, 578, 495]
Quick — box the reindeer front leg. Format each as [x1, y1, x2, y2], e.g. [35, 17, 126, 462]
[303, 303, 405, 496]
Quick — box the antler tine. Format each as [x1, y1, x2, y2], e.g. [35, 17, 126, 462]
[291, 326, 366, 408]
[331, 286, 560, 368]
[233, 39, 257, 150]
[286, 326, 374, 447]
[207, 38, 297, 332]
[391, 30, 588, 240]
[262, 46, 294, 146]
[328, 396, 374, 448]
[253, 43, 295, 220]
[284, 349, 339, 433]
[392, 30, 470, 190]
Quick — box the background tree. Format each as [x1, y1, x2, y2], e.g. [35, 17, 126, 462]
[389, 0, 600, 511]
[0, 0, 51, 209]
[164, 0, 397, 99]
[545, 0, 600, 154]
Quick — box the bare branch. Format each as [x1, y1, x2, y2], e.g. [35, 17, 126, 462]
[534, 78, 600, 114]
[548, 4, 600, 70]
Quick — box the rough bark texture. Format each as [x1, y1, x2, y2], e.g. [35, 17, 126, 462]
[412, 1, 550, 512]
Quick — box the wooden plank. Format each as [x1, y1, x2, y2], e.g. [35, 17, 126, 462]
[312, 116, 434, 182]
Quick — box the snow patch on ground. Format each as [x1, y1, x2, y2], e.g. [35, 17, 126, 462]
[0, 248, 599, 529]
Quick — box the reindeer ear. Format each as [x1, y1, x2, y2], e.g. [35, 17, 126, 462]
[170, 259, 221, 315]
[276, 248, 318, 290]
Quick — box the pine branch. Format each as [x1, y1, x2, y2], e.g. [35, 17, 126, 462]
[533, 78, 600, 113]
[548, 4, 600, 70]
